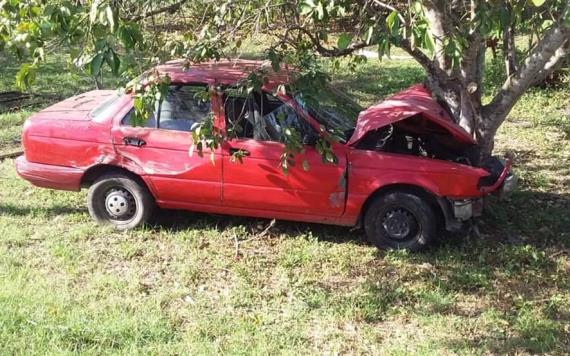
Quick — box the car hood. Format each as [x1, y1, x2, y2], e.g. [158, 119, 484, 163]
[347, 84, 476, 146]
[31, 90, 117, 121]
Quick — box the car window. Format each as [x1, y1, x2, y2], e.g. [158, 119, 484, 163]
[224, 91, 313, 143]
[121, 109, 157, 128]
[122, 84, 211, 132]
[91, 90, 123, 120]
[294, 84, 362, 142]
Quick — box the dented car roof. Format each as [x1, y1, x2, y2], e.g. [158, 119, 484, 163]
[347, 84, 476, 146]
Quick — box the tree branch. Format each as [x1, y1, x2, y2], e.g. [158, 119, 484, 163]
[483, 24, 570, 123]
[287, 25, 370, 57]
[372, 0, 407, 25]
[126, 0, 190, 22]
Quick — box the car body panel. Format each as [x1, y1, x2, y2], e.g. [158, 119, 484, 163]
[221, 139, 348, 216]
[347, 149, 489, 198]
[15, 156, 84, 191]
[111, 124, 224, 206]
[29, 90, 117, 121]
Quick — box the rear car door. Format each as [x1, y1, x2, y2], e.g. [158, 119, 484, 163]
[111, 84, 223, 206]
[221, 90, 347, 216]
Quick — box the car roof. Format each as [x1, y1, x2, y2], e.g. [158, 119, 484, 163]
[156, 59, 293, 88]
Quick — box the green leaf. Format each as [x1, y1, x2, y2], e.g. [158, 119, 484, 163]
[337, 33, 353, 50]
[105, 49, 120, 75]
[530, 0, 545, 6]
[386, 10, 400, 35]
[15, 63, 37, 90]
[423, 31, 435, 53]
[300, 0, 316, 15]
[89, 53, 104, 76]
[365, 26, 374, 44]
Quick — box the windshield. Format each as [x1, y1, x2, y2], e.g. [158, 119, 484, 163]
[294, 84, 362, 142]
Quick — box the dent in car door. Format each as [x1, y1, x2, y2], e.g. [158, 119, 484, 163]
[111, 85, 222, 206]
[222, 139, 347, 216]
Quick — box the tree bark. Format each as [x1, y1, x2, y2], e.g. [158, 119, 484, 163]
[422, 0, 451, 72]
[481, 25, 570, 155]
[503, 20, 518, 77]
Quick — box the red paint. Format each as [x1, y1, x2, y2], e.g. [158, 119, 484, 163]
[15, 156, 84, 191]
[480, 158, 512, 194]
[16, 59, 511, 227]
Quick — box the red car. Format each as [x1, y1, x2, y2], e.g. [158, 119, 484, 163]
[15, 59, 515, 251]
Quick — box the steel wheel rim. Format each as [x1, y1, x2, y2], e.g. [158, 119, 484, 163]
[104, 187, 136, 221]
[381, 208, 419, 240]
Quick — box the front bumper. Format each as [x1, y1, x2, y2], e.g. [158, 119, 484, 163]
[442, 170, 518, 232]
[15, 156, 84, 191]
[497, 171, 517, 199]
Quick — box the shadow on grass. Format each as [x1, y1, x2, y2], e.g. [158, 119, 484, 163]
[0, 203, 84, 217]
[149, 208, 366, 247]
[147, 188, 569, 250]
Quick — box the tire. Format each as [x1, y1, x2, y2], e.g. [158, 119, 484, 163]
[87, 173, 154, 230]
[364, 191, 437, 252]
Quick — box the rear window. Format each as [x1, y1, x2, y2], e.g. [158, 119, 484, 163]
[90, 91, 123, 119]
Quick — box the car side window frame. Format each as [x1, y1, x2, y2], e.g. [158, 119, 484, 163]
[121, 83, 212, 132]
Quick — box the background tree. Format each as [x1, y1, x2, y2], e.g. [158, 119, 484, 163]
[1, 0, 569, 162]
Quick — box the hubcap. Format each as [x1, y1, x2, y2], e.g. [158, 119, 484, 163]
[382, 208, 418, 240]
[104, 188, 136, 220]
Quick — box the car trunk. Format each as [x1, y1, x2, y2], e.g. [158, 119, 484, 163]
[30, 90, 117, 121]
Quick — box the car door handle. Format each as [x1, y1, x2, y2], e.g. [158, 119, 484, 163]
[123, 136, 146, 147]
[229, 148, 251, 156]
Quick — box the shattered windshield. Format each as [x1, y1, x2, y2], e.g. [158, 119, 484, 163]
[294, 84, 362, 142]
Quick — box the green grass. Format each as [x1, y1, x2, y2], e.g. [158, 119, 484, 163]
[0, 52, 569, 354]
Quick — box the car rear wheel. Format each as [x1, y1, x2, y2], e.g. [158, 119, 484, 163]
[87, 173, 154, 230]
[364, 191, 437, 251]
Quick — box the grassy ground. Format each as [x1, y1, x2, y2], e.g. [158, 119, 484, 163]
[0, 53, 569, 354]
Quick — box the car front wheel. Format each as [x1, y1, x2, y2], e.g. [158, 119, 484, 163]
[364, 191, 437, 251]
[87, 173, 154, 230]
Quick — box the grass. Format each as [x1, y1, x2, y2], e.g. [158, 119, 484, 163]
[0, 51, 569, 354]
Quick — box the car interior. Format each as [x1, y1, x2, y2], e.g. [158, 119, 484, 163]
[223, 90, 313, 143]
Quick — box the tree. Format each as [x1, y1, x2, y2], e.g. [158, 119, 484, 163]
[1, 0, 569, 162]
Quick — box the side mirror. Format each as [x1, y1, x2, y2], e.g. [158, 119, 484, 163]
[302, 131, 319, 146]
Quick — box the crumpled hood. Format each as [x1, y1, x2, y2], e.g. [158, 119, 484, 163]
[347, 84, 476, 146]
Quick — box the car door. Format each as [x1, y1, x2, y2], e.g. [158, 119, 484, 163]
[221, 90, 347, 217]
[111, 83, 223, 206]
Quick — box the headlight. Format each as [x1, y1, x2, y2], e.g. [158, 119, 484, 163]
[452, 200, 473, 221]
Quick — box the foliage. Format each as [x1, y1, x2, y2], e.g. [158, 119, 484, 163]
[127, 69, 171, 127]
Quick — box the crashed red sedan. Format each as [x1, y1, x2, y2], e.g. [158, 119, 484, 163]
[15, 59, 515, 251]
